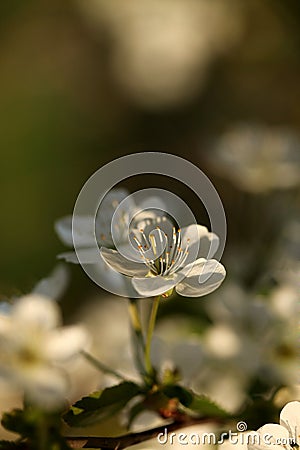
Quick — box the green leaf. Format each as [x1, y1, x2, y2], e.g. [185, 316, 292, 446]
[162, 385, 193, 407]
[187, 394, 229, 418]
[64, 381, 142, 427]
[1, 408, 71, 450]
[127, 401, 147, 430]
[1, 409, 35, 436]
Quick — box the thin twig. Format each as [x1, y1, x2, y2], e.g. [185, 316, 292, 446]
[81, 351, 127, 381]
[66, 416, 223, 449]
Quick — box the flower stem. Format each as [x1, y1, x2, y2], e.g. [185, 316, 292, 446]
[144, 295, 160, 377]
[128, 299, 146, 375]
[82, 351, 126, 381]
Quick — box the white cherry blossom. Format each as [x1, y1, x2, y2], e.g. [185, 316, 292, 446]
[0, 294, 88, 410]
[248, 401, 300, 450]
[101, 220, 226, 298]
[209, 123, 300, 193]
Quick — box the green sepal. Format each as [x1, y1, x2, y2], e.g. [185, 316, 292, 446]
[64, 381, 142, 427]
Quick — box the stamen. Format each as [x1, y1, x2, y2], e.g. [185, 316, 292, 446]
[159, 257, 164, 275]
[165, 252, 169, 268]
[133, 225, 191, 277]
[149, 234, 157, 256]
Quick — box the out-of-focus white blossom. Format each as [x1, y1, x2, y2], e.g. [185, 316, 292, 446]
[76, 0, 243, 109]
[55, 188, 129, 263]
[101, 221, 226, 298]
[219, 432, 257, 450]
[274, 386, 300, 408]
[76, 296, 138, 384]
[31, 264, 70, 301]
[151, 316, 204, 385]
[0, 294, 88, 410]
[0, 380, 22, 440]
[208, 124, 300, 193]
[249, 401, 300, 450]
[78, 297, 204, 388]
[0, 267, 72, 434]
[191, 281, 299, 412]
[0, 264, 70, 314]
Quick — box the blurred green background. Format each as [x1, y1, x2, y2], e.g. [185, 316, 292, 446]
[0, 0, 299, 306]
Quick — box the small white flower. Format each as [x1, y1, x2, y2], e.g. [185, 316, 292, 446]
[0, 265, 70, 315]
[248, 401, 300, 450]
[101, 220, 226, 298]
[76, 0, 242, 109]
[77, 295, 139, 383]
[195, 281, 299, 411]
[149, 315, 207, 386]
[209, 123, 300, 193]
[0, 294, 88, 410]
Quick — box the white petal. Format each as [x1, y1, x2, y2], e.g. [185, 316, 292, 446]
[132, 275, 178, 297]
[114, 241, 146, 263]
[0, 314, 12, 335]
[96, 188, 131, 246]
[198, 230, 220, 259]
[169, 341, 204, 382]
[150, 337, 169, 369]
[32, 265, 70, 300]
[100, 248, 148, 277]
[58, 247, 101, 264]
[135, 196, 167, 216]
[87, 260, 140, 298]
[183, 224, 220, 260]
[13, 295, 61, 330]
[45, 326, 89, 361]
[280, 401, 300, 444]
[99, 188, 129, 207]
[204, 324, 241, 359]
[181, 224, 204, 247]
[57, 251, 79, 263]
[55, 215, 95, 247]
[248, 424, 289, 450]
[22, 366, 68, 410]
[176, 259, 226, 297]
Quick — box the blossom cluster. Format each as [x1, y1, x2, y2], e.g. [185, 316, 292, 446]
[0, 186, 298, 449]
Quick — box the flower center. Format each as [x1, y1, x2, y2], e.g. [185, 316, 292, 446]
[133, 226, 190, 276]
[18, 346, 40, 365]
